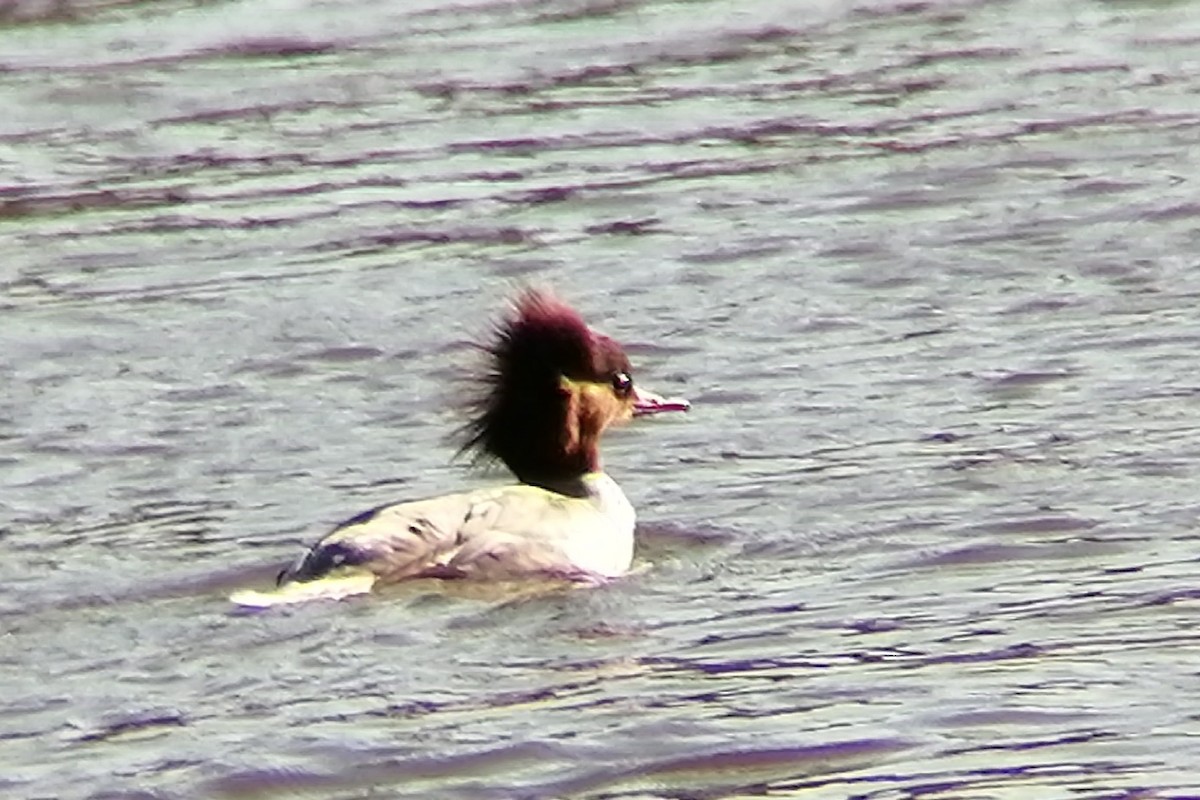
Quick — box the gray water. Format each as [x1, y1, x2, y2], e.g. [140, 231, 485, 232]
[4, 0, 1200, 797]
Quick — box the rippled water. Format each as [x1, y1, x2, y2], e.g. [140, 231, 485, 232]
[4, 0, 1200, 797]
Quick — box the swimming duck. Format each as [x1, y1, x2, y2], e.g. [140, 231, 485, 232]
[231, 288, 688, 607]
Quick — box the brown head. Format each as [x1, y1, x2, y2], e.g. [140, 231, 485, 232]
[459, 288, 688, 489]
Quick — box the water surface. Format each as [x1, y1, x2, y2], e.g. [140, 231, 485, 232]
[3, 0, 1200, 797]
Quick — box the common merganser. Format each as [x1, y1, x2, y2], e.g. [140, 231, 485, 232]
[230, 288, 689, 607]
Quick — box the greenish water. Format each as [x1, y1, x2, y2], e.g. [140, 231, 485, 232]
[4, 0, 1200, 797]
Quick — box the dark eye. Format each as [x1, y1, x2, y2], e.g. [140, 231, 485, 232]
[611, 371, 633, 397]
